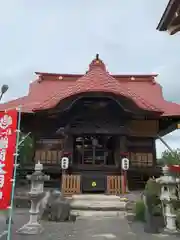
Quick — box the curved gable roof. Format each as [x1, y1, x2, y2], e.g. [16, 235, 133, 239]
[0, 55, 180, 116]
[34, 58, 160, 112]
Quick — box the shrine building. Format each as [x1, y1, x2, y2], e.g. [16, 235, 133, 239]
[157, 0, 180, 35]
[1, 55, 180, 195]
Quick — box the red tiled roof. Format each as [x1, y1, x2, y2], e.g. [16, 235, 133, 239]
[1, 56, 180, 117]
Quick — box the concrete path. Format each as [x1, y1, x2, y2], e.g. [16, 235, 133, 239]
[69, 214, 180, 240]
[0, 210, 179, 240]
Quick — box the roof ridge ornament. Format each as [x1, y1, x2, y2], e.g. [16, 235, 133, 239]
[89, 54, 106, 71]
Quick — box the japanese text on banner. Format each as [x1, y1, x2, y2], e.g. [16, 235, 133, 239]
[0, 111, 17, 209]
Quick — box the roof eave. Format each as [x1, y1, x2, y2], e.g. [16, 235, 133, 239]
[157, 0, 178, 31]
[35, 72, 83, 78]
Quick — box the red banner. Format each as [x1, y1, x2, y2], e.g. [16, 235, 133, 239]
[0, 110, 18, 209]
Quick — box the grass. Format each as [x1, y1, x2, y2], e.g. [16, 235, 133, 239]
[134, 200, 145, 222]
[0, 210, 8, 214]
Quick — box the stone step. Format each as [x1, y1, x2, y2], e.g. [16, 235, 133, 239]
[70, 197, 127, 211]
[71, 210, 126, 217]
[71, 194, 123, 201]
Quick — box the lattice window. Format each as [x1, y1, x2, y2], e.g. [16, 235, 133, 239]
[34, 138, 64, 164]
[129, 152, 153, 167]
[34, 150, 63, 164]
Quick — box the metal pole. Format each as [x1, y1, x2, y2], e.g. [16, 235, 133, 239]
[0, 93, 3, 101]
[7, 107, 21, 240]
[157, 135, 174, 154]
[17, 132, 31, 147]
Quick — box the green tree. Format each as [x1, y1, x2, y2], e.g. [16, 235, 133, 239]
[159, 149, 180, 165]
[18, 133, 34, 165]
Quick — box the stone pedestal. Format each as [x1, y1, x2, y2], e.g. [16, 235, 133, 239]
[17, 222, 44, 235]
[164, 204, 177, 233]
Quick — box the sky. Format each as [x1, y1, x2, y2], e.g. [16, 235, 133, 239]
[0, 0, 180, 157]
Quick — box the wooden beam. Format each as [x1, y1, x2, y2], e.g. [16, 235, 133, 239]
[167, 13, 180, 34]
[157, 0, 179, 31]
[158, 120, 179, 137]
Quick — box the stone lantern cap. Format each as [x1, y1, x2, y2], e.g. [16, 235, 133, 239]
[156, 176, 180, 185]
[27, 172, 50, 181]
[156, 165, 180, 185]
[26, 161, 50, 181]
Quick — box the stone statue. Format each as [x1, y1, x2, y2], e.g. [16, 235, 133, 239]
[38, 191, 51, 221]
[41, 190, 73, 222]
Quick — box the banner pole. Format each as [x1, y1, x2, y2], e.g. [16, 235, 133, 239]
[7, 107, 21, 240]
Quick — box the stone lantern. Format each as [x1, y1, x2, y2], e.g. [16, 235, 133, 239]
[156, 165, 180, 233]
[17, 161, 50, 235]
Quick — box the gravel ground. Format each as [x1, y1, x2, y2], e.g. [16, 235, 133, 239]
[0, 209, 75, 240]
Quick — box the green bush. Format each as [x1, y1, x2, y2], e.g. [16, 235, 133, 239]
[144, 178, 161, 197]
[134, 200, 145, 222]
[152, 204, 162, 216]
[144, 178, 161, 213]
[134, 178, 162, 222]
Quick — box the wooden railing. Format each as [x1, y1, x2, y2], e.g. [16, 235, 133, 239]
[61, 174, 81, 196]
[61, 175, 127, 196]
[107, 176, 122, 195]
[128, 152, 153, 167]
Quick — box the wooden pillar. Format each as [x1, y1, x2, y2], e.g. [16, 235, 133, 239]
[120, 135, 127, 152]
[31, 134, 36, 164]
[63, 134, 74, 166]
[64, 135, 73, 153]
[114, 136, 120, 167]
[152, 137, 157, 168]
[119, 135, 129, 194]
[61, 134, 73, 193]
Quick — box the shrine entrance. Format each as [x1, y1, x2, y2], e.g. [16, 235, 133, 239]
[74, 135, 116, 166]
[60, 94, 132, 194]
[73, 135, 117, 193]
